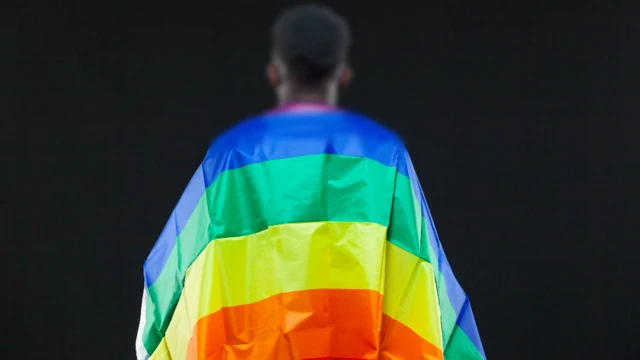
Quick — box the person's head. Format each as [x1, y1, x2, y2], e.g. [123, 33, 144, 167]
[267, 4, 353, 104]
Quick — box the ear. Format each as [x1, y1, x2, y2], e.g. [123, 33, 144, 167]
[337, 65, 353, 89]
[266, 63, 281, 88]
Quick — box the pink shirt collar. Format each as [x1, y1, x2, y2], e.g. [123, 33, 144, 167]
[268, 102, 338, 114]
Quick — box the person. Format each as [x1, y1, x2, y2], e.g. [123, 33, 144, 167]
[135, 4, 485, 360]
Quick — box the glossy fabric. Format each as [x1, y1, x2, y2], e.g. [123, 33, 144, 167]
[136, 106, 485, 359]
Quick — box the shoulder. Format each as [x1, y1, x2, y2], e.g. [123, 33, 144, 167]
[202, 113, 267, 159]
[204, 108, 406, 162]
[336, 110, 404, 145]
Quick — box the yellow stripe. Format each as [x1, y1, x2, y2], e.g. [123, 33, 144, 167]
[151, 221, 387, 360]
[150, 338, 169, 359]
[151, 222, 443, 360]
[384, 241, 444, 350]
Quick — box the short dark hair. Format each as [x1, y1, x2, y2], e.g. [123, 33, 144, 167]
[272, 4, 351, 85]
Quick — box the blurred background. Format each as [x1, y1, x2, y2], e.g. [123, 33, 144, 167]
[8, 1, 639, 359]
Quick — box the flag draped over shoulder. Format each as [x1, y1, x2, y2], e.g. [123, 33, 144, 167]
[135, 104, 486, 360]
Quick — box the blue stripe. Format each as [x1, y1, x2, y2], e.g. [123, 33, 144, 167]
[144, 109, 403, 286]
[456, 300, 487, 359]
[143, 166, 206, 287]
[143, 108, 484, 356]
[398, 150, 485, 356]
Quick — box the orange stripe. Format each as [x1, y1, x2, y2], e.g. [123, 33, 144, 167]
[380, 315, 444, 360]
[186, 289, 383, 360]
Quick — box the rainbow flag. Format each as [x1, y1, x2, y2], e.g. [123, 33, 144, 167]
[135, 104, 486, 360]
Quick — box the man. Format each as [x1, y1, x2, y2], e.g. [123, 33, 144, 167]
[136, 4, 485, 360]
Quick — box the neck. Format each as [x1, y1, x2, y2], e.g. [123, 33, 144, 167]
[277, 82, 338, 106]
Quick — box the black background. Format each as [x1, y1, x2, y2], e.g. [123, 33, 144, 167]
[10, 1, 640, 359]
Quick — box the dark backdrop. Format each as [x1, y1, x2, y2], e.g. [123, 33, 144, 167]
[11, 1, 639, 359]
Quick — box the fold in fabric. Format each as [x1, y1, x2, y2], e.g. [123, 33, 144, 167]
[137, 106, 485, 359]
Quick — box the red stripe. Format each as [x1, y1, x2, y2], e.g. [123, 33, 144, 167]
[380, 314, 444, 360]
[186, 289, 382, 360]
[185, 289, 443, 360]
[302, 358, 370, 360]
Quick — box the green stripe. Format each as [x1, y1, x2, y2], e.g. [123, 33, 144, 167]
[386, 173, 458, 346]
[444, 325, 485, 359]
[144, 154, 397, 353]
[143, 153, 466, 355]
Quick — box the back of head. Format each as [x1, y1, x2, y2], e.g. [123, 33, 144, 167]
[272, 4, 351, 86]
